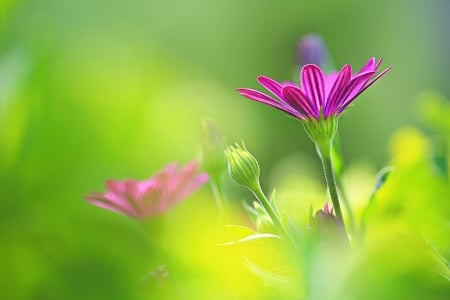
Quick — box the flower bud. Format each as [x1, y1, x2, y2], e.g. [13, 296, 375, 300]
[225, 142, 260, 190]
[312, 202, 347, 246]
[296, 34, 330, 69]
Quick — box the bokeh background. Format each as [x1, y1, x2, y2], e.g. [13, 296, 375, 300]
[1, 0, 449, 299]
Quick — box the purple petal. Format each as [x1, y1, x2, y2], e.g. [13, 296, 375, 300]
[336, 71, 376, 113]
[237, 88, 302, 118]
[324, 64, 352, 117]
[354, 66, 392, 97]
[237, 88, 280, 104]
[374, 58, 384, 70]
[281, 85, 316, 118]
[257, 76, 283, 99]
[324, 72, 337, 96]
[357, 57, 376, 74]
[301, 64, 326, 111]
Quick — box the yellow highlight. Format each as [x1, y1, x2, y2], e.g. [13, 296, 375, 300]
[389, 127, 429, 167]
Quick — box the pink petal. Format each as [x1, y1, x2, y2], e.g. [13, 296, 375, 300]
[324, 72, 337, 97]
[324, 64, 352, 117]
[354, 66, 392, 98]
[257, 76, 284, 99]
[85, 160, 209, 219]
[85, 193, 140, 218]
[105, 180, 142, 216]
[170, 161, 208, 202]
[301, 64, 326, 111]
[282, 85, 316, 118]
[237, 88, 303, 119]
[357, 57, 376, 74]
[336, 71, 376, 113]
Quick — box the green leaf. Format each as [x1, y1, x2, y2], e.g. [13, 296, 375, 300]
[425, 237, 450, 281]
[223, 224, 257, 240]
[243, 258, 296, 290]
[370, 166, 394, 200]
[218, 233, 281, 246]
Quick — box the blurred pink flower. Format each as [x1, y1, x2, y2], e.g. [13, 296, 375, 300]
[85, 161, 208, 219]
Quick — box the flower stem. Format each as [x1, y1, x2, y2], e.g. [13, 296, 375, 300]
[316, 141, 347, 236]
[321, 156, 344, 224]
[332, 134, 356, 234]
[250, 182, 293, 243]
[251, 183, 282, 227]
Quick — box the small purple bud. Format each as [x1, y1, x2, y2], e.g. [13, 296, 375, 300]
[312, 202, 348, 246]
[296, 34, 328, 68]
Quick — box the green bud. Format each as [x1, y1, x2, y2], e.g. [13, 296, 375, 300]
[225, 142, 260, 190]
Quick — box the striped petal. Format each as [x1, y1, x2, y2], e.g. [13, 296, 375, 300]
[354, 66, 392, 98]
[324, 72, 337, 97]
[257, 76, 284, 99]
[104, 180, 142, 216]
[282, 85, 316, 118]
[301, 64, 326, 111]
[324, 64, 352, 116]
[85, 161, 207, 219]
[336, 71, 376, 113]
[237, 88, 302, 118]
[357, 57, 376, 74]
[85, 193, 140, 218]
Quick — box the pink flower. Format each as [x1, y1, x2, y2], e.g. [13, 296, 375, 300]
[85, 161, 208, 219]
[237, 57, 391, 120]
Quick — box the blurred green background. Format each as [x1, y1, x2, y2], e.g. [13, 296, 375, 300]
[1, 0, 449, 299]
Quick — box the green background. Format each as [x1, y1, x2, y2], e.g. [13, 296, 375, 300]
[1, 0, 449, 299]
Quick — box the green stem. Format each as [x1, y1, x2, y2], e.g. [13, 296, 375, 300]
[333, 133, 355, 233]
[251, 184, 282, 228]
[321, 156, 345, 225]
[250, 183, 292, 243]
[316, 141, 347, 236]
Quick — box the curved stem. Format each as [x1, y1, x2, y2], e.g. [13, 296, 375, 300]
[251, 184, 282, 228]
[250, 183, 295, 245]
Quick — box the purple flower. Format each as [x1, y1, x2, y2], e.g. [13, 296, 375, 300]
[296, 34, 328, 67]
[85, 161, 208, 219]
[237, 57, 391, 120]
